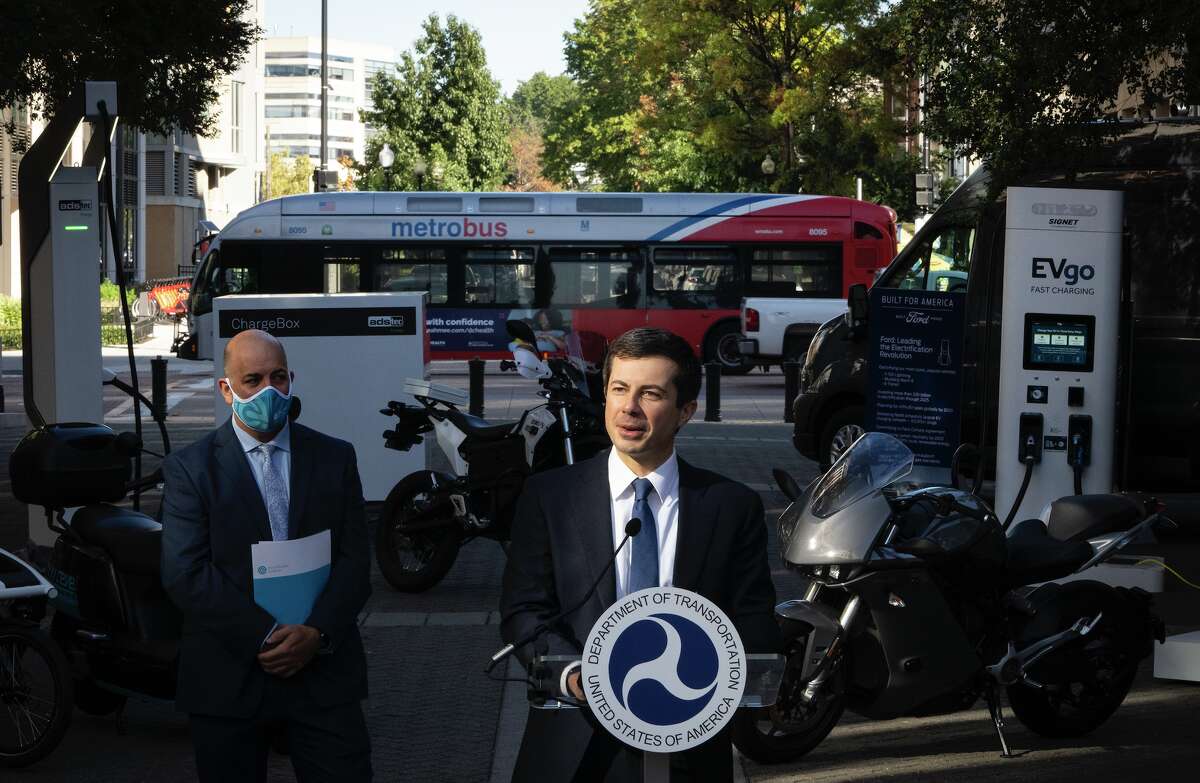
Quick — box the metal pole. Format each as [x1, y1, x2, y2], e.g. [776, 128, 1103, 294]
[151, 355, 168, 422]
[643, 751, 670, 782]
[703, 361, 721, 422]
[468, 357, 485, 418]
[320, 0, 328, 179]
[783, 360, 802, 423]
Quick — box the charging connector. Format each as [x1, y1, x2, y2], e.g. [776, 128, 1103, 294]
[1019, 413, 1044, 464]
[1069, 414, 1092, 495]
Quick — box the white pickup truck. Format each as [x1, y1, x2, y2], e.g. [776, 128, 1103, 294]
[737, 297, 849, 364]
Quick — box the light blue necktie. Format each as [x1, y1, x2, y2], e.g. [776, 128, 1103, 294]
[256, 443, 290, 541]
[628, 477, 659, 593]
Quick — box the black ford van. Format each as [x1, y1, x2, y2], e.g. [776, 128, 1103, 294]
[792, 120, 1200, 511]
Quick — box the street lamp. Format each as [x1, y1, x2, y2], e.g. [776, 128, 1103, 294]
[761, 154, 776, 176]
[378, 143, 395, 169]
[412, 157, 427, 190]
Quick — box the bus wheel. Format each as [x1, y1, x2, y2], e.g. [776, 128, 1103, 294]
[706, 323, 753, 376]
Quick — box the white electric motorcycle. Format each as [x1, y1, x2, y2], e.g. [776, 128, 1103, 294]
[374, 320, 610, 592]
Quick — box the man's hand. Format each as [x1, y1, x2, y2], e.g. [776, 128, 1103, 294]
[258, 625, 321, 678]
[567, 669, 585, 701]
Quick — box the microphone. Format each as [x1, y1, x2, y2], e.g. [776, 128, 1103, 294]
[487, 518, 641, 672]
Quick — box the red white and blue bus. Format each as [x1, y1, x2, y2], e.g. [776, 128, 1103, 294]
[184, 191, 897, 372]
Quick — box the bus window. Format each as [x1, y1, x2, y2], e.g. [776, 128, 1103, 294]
[322, 247, 362, 293]
[547, 247, 640, 308]
[650, 248, 739, 309]
[880, 226, 974, 291]
[750, 246, 842, 297]
[464, 247, 536, 305]
[376, 248, 449, 303]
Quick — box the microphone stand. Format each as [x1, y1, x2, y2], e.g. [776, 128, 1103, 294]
[487, 518, 642, 674]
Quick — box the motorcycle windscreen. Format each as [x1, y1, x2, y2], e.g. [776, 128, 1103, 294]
[782, 433, 914, 566]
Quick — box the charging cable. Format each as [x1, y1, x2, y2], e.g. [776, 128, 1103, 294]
[1135, 559, 1200, 591]
[1002, 457, 1035, 532]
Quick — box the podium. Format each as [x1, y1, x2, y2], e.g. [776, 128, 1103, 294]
[526, 586, 785, 782]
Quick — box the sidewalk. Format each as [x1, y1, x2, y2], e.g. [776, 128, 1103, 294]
[1, 324, 213, 376]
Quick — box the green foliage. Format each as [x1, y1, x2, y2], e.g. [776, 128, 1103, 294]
[541, 0, 919, 212]
[265, 153, 314, 200]
[0, 289, 145, 349]
[895, 0, 1200, 186]
[358, 15, 509, 192]
[502, 73, 578, 191]
[99, 280, 136, 307]
[506, 72, 578, 129]
[0, 1, 260, 137]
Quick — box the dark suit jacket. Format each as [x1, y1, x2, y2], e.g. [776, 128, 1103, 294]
[500, 450, 781, 782]
[161, 420, 371, 718]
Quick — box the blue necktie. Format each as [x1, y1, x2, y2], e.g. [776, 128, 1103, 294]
[256, 443, 290, 541]
[628, 477, 659, 593]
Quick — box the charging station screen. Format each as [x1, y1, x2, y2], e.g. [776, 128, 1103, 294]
[1024, 314, 1095, 371]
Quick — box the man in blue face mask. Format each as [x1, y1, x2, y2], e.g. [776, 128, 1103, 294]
[161, 329, 372, 782]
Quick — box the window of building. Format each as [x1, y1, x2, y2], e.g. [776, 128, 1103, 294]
[266, 51, 354, 63]
[230, 81, 244, 154]
[265, 65, 354, 80]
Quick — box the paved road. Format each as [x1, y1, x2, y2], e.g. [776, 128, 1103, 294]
[2, 363, 1198, 782]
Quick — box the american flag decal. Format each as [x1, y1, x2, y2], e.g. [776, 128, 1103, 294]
[319, 200, 336, 212]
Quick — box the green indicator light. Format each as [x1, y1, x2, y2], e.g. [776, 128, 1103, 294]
[64, 225, 89, 231]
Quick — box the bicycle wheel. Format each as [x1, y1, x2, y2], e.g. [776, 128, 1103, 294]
[0, 626, 73, 768]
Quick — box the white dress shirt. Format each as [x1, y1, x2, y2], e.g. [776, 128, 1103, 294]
[607, 447, 680, 598]
[232, 420, 292, 505]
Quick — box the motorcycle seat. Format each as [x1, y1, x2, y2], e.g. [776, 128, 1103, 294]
[443, 409, 517, 441]
[1045, 494, 1144, 542]
[70, 504, 162, 577]
[1004, 519, 1094, 586]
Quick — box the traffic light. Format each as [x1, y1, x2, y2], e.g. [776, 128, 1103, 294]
[915, 172, 934, 208]
[313, 168, 338, 192]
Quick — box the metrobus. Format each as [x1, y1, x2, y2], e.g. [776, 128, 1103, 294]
[182, 191, 897, 371]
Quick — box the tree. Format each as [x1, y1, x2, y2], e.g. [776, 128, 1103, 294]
[895, 0, 1200, 185]
[506, 72, 578, 129]
[0, 0, 259, 137]
[265, 153, 313, 200]
[357, 15, 509, 191]
[502, 72, 576, 191]
[543, 0, 919, 208]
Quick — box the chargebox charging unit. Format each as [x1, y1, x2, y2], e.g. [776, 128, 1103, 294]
[213, 293, 428, 501]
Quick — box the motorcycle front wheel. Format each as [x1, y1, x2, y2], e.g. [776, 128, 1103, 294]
[731, 670, 844, 765]
[0, 625, 73, 768]
[375, 472, 462, 593]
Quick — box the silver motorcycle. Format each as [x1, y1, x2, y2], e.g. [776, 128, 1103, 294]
[734, 432, 1169, 763]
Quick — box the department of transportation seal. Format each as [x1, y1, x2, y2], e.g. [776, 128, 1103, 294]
[581, 586, 746, 753]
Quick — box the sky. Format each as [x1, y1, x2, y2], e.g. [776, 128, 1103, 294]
[263, 0, 591, 95]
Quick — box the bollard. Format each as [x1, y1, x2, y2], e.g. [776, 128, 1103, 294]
[151, 355, 169, 422]
[704, 361, 722, 422]
[783, 360, 802, 423]
[468, 357, 486, 418]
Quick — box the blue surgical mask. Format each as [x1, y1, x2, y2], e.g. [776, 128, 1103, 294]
[225, 379, 292, 433]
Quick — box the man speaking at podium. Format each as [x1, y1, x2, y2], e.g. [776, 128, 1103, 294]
[501, 328, 781, 782]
